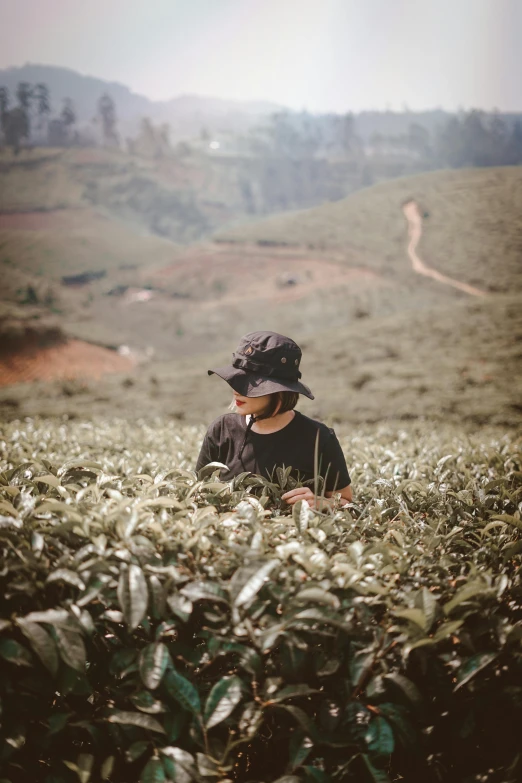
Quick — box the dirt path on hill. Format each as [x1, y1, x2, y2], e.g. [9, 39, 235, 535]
[403, 201, 487, 297]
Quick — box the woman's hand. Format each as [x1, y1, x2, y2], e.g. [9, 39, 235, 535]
[281, 484, 352, 510]
[281, 487, 332, 510]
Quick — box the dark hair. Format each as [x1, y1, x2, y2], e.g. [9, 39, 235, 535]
[258, 391, 299, 420]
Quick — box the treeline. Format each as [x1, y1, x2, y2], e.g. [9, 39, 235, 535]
[0, 81, 118, 154]
[1, 79, 521, 173]
[0, 80, 175, 160]
[250, 108, 522, 168]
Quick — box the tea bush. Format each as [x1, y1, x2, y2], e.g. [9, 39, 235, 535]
[0, 418, 521, 783]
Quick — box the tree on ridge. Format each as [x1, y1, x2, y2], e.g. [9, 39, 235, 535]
[97, 93, 118, 146]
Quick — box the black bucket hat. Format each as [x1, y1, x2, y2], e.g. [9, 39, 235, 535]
[208, 331, 314, 400]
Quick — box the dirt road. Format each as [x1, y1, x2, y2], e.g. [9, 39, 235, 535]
[403, 201, 487, 297]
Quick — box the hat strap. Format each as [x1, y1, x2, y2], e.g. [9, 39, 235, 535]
[232, 354, 302, 380]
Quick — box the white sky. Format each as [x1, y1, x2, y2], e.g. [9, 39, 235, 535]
[0, 0, 521, 112]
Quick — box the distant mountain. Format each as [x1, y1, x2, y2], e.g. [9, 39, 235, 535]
[0, 64, 282, 139]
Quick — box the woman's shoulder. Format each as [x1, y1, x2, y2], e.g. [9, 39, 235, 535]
[293, 410, 337, 439]
[205, 413, 244, 439]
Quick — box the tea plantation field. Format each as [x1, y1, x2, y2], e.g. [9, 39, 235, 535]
[0, 418, 521, 783]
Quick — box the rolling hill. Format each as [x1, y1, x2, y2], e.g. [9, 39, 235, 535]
[216, 166, 522, 293]
[0, 163, 521, 428]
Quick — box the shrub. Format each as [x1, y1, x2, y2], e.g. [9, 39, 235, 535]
[0, 419, 521, 783]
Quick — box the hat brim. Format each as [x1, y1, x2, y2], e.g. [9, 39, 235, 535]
[208, 366, 314, 400]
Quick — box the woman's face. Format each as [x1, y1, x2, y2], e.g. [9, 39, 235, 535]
[232, 391, 278, 417]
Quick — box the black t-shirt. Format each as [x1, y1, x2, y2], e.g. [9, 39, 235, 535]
[195, 410, 351, 491]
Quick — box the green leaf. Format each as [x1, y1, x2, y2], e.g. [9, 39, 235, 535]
[164, 668, 201, 715]
[293, 499, 312, 532]
[271, 684, 320, 703]
[204, 675, 243, 729]
[275, 705, 320, 742]
[125, 741, 151, 763]
[63, 754, 94, 783]
[226, 643, 262, 676]
[34, 473, 60, 487]
[238, 701, 263, 739]
[303, 767, 331, 782]
[101, 756, 115, 781]
[359, 754, 391, 782]
[54, 626, 86, 671]
[196, 753, 221, 777]
[167, 593, 193, 622]
[159, 747, 197, 783]
[443, 581, 490, 614]
[454, 653, 497, 690]
[22, 608, 70, 625]
[378, 703, 417, 751]
[232, 559, 280, 609]
[365, 716, 395, 759]
[131, 691, 167, 714]
[289, 731, 313, 771]
[491, 513, 522, 531]
[393, 608, 427, 631]
[0, 638, 33, 667]
[295, 588, 340, 609]
[46, 569, 85, 590]
[140, 756, 166, 783]
[48, 712, 71, 736]
[432, 619, 463, 642]
[17, 620, 59, 675]
[57, 459, 103, 475]
[163, 709, 189, 743]
[35, 500, 82, 521]
[350, 650, 375, 690]
[107, 711, 166, 734]
[414, 587, 438, 631]
[138, 497, 184, 510]
[180, 581, 228, 604]
[118, 564, 149, 630]
[198, 462, 229, 478]
[139, 642, 170, 690]
[383, 673, 422, 706]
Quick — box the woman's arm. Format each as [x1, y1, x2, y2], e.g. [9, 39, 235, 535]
[326, 484, 353, 505]
[282, 483, 353, 510]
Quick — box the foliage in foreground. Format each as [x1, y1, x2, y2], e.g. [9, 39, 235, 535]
[0, 418, 521, 783]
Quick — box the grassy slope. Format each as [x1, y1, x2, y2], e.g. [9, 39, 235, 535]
[2, 290, 520, 428]
[207, 167, 522, 426]
[1, 160, 521, 427]
[0, 210, 176, 279]
[216, 166, 522, 292]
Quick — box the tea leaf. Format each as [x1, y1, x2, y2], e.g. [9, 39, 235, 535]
[107, 711, 166, 734]
[17, 620, 59, 675]
[118, 564, 149, 630]
[204, 675, 243, 729]
[164, 668, 201, 715]
[139, 643, 170, 690]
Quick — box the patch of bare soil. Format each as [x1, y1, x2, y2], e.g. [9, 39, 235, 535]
[0, 339, 134, 387]
[147, 242, 388, 307]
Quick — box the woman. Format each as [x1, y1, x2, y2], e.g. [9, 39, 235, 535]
[196, 331, 352, 510]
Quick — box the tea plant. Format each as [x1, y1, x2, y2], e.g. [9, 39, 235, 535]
[0, 418, 521, 783]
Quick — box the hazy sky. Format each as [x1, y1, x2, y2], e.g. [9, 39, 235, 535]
[1, 0, 521, 112]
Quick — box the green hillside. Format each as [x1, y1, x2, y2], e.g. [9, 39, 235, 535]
[1, 162, 521, 428]
[216, 167, 522, 292]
